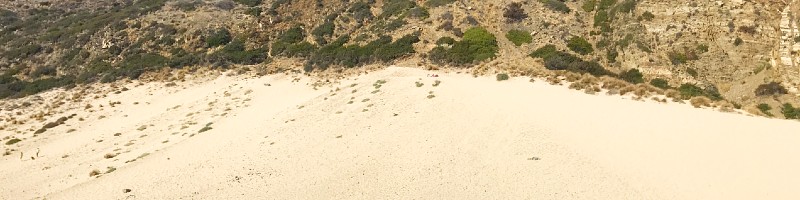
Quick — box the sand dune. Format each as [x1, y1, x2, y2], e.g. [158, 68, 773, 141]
[2, 67, 800, 199]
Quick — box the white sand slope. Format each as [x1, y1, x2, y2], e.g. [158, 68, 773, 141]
[2, 67, 800, 199]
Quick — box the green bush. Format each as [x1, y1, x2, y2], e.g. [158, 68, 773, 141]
[4, 44, 42, 58]
[539, 0, 571, 13]
[0, 9, 18, 26]
[305, 34, 420, 72]
[530, 44, 558, 59]
[594, 10, 610, 27]
[506, 29, 532, 46]
[649, 78, 670, 89]
[757, 103, 773, 117]
[312, 21, 335, 43]
[640, 11, 655, 21]
[374, 34, 419, 62]
[496, 73, 510, 81]
[233, 0, 262, 6]
[696, 44, 709, 53]
[168, 48, 201, 68]
[349, 1, 374, 22]
[424, 0, 456, 7]
[617, 0, 637, 13]
[407, 7, 430, 19]
[30, 66, 57, 78]
[385, 19, 407, 31]
[245, 7, 262, 16]
[117, 53, 169, 79]
[175, 0, 202, 11]
[278, 26, 305, 44]
[678, 83, 705, 99]
[503, 2, 528, 23]
[755, 82, 788, 96]
[734, 37, 744, 46]
[530, 45, 612, 76]
[606, 49, 618, 62]
[436, 37, 456, 45]
[582, 0, 596, 12]
[429, 27, 498, 65]
[18, 76, 76, 98]
[619, 68, 643, 84]
[462, 27, 499, 61]
[567, 36, 593, 55]
[782, 103, 800, 119]
[214, 39, 268, 64]
[678, 84, 703, 98]
[667, 49, 699, 65]
[284, 42, 316, 58]
[379, 0, 416, 19]
[273, 26, 310, 56]
[206, 28, 232, 47]
[5, 138, 21, 145]
[686, 68, 698, 77]
[617, 34, 634, 48]
[598, 0, 617, 10]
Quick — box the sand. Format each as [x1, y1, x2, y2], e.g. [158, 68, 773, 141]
[1, 66, 799, 200]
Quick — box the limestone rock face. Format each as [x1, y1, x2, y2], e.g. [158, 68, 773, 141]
[778, 1, 800, 93]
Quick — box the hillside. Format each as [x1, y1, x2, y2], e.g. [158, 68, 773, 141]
[2, 0, 800, 111]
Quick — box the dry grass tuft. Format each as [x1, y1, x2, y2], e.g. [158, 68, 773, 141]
[89, 169, 101, 177]
[664, 89, 681, 100]
[715, 101, 736, 112]
[564, 72, 582, 82]
[745, 106, 766, 117]
[690, 96, 712, 108]
[619, 85, 637, 95]
[546, 76, 561, 85]
[600, 76, 631, 91]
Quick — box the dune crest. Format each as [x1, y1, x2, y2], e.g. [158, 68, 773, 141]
[1, 67, 799, 199]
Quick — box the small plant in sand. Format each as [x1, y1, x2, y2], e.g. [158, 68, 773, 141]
[104, 153, 117, 159]
[715, 101, 736, 112]
[433, 80, 442, 87]
[757, 103, 774, 117]
[105, 167, 117, 174]
[5, 138, 21, 145]
[415, 81, 424, 87]
[89, 169, 101, 177]
[496, 73, 510, 81]
[198, 126, 212, 133]
[782, 103, 800, 119]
